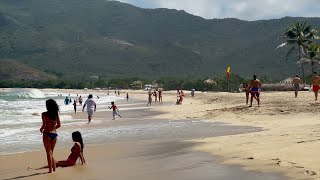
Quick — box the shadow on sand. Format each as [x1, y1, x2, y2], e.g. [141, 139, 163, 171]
[3, 172, 46, 180]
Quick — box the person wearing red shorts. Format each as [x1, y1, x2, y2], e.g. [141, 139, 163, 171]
[311, 72, 320, 101]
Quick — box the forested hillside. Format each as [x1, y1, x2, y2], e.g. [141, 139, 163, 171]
[0, 0, 319, 81]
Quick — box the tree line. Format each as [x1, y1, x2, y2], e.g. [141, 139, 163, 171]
[0, 74, 277, 91]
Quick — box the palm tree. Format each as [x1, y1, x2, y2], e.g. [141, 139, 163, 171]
[307, 43, 320, 73]
[277, 21, 319, 87]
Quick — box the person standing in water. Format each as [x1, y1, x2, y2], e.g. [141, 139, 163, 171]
[73, 100, 77, 114]
[109, 102, 122, 120]
[249, 75, 262, 107]
[79, 96, 83, 106]
[64, 97, 69, 105]
[39, 99, 61, 173]
[126, 93, 129, 101]
[292, 75, 301, 98]
[82, 94, 96, 124]
[311, 72, 320, 101]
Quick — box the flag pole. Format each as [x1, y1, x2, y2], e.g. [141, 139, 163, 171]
[226, 66, 231, 92]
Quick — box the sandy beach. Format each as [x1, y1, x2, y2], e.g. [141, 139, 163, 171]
[146, 90, 319, 180]
[1, 89, 319, 179]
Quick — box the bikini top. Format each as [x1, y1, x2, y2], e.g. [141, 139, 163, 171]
[67, 143, 81, 163]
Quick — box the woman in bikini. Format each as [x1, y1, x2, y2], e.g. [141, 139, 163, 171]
[36, 131, 86, 170]
[54, 131, 86, 167]
[39, 99, 61, 173]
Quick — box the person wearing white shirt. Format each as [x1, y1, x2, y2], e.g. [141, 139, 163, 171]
[82, 94, 96, 124]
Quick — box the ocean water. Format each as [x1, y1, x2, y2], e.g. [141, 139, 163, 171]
[0, 89, 122, 155]
[0, 89, 261, 156]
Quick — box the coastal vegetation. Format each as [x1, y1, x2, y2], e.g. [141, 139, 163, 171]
[0, 74, 278, 91]
[277, 21, 320, 86]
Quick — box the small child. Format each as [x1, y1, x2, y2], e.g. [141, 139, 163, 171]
[108, 102, 122, 120]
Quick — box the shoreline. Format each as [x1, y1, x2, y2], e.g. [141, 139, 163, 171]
[1, 89, 318, 179]
[0, 89, 289, 180]
[152, 91, 319, 179]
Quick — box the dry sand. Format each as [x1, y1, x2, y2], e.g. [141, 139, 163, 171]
[150, 90, 320, 180]
[1, 89, 318, 179]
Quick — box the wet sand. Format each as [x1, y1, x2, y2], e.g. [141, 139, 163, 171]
[0, 95, 287, 180]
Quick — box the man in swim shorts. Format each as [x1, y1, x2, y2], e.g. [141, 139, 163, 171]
[292, 75, 301, 98]
[250, 74, 262, 107]
[82, 94, 96, 124]
[311, 72, 320, 101]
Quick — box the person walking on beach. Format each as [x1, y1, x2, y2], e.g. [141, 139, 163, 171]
[191, 88, 195, 98]
[153, 90, 158, 102]
[79, 96, 83, 106]
[292, 76, 301, 98]
[36, 131, 85, 169]
[249, 75, 262, 107]
[176, 91, 184, 105]
[242, 83, 250, 105]
[126, 93, 129, 101]
[109, 102, 122, 120]
[158, 89, 163, 102]
[147, 91, 152, 106]
[82, 94, 96, 124]
[39, 99, 61, 173]
[311, 72, 320, 101]
[73, 100, 77, 114]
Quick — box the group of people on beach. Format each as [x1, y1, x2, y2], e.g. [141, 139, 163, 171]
[292, 72, 320, 101]
[39, 91, 126, 173]
[39, 99, 86, 173]
[176, 90, 184, 105]
[242, 72, 320, 107]
[147, 89, 163, 106]
[242, 75, 262, 106]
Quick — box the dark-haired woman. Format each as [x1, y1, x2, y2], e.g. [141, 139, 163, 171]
[40, 99, 61, 173]
[54, 131, 86, 167]
[37, 131, 86, 170]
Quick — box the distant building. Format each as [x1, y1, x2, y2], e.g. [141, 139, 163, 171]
[280, 77, 293, 84]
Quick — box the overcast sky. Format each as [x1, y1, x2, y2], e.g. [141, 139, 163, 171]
[118, 0, 320, 21]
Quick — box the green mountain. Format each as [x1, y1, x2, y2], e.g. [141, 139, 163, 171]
[0, 59, 56, 81]
[0, 0, 319, 80]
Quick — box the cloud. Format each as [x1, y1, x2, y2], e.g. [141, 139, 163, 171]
[118, 0, 320, 21]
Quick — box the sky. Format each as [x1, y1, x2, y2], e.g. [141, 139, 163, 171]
[118, 0, 320, 21]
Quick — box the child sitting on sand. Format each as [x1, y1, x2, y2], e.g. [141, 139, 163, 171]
[35, 131, 86, 171]
[109, 102, 122, 120]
